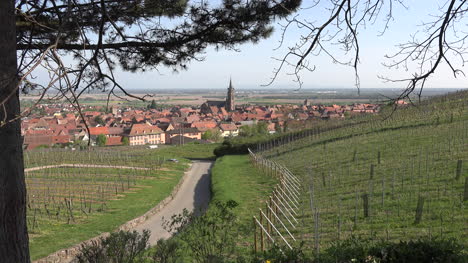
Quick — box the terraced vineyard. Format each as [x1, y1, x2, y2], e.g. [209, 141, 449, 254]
[259, 90, 468, 251]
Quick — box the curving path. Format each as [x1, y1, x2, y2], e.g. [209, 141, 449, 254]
[133, 160, 213, 245]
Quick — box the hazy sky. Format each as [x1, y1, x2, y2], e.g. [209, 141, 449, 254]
[38, 1, 468, 91]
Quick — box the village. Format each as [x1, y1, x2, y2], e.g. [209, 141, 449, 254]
[21, 83, 381, 150]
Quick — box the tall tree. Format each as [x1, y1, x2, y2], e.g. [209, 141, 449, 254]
[96, 134, 107, 146]
[0, 1, 30, 262]
[94, 115, 106, 126]
[1, 1, 301, 261]
[148, 99, 158, 110]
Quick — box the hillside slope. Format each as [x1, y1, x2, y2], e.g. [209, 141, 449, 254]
[261, 90, 468, 250]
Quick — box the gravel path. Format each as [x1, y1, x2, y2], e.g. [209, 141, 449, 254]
[133, 160, 213, 245]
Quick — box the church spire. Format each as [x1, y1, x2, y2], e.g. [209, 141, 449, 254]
[226, 78, 235, 112]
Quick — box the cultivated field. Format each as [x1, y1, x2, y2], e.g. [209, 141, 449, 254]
[258, 90, 468, 251]
[21, 88, 456, 108]
[25, 144, 217, 260]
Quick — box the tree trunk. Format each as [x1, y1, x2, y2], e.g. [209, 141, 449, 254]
[0, 0, 31, 262]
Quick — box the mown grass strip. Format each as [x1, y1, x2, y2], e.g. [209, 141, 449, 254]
[210, 155, 277, 244]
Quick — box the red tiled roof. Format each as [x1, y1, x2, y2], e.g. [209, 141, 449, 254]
[231, 114, 244, 122]
[210, 106, 219, 114]
[220, 107, 228, 116]
[84, 111, 101, 117]
[52, 135, 70, 144]
[129, 123, 163, 136]
[25, 129, 53, 136]
[191, 121, 217, 131]
[108, 127, 125, 135]
[180, 108, 194, 113]
[186, 115, 200, 123]
[155, 118, 171, 123]
[324, 107, 335, 112]
[219, 123, 238, 131]
[106, 136, 123, 146]
[89, 127, 109, 135]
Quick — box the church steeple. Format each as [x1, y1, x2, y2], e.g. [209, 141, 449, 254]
[226, 78, 235, 112]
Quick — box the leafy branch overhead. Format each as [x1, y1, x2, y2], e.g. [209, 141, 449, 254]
[8, 0, 302, 136]
[1, 3, 302, 259]
[16, 0, 301, 92]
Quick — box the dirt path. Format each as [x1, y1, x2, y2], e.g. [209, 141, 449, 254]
[133, 160, 213, 245]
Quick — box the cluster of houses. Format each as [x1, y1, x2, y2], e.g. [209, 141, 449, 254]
[21, 102, 380, 150]
[21, 84, 381, 150]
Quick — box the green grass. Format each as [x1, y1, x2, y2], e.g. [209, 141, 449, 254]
[210, 155, 277, 245]
[142, 154, 276, 261]
[29, 168, 185, 260]
[154, 143, 219, 160]
[26, 144, 218, 260]
[259, 90, 468, 251]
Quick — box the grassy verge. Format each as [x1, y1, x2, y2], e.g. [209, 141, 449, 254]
[210, 155, 277, 245]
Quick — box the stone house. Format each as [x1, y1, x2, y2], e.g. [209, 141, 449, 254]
[127, 123, 165, 146]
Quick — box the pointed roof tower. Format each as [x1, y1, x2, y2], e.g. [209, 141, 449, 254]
[226, 78, 235, 112]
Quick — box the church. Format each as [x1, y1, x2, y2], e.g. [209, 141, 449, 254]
[200, 79, 235, 114]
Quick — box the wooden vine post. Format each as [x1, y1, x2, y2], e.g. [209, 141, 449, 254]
[253, 217, 257, 252]
[414, 195, 425, 224]
[455, 160, 463, 180]
[464, 177, 468, 202]
[260, 210, 264, 251]
[362, 193, 370, 218]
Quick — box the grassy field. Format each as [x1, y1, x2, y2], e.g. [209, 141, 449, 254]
[153, 143, 218, 160]
[26, 143, 218, 260]
[258, 90, 468, 251]
[210, 155, 277, 246]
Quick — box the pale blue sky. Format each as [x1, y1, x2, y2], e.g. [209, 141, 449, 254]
[33, 1, 468, 92]
[116, 0, 464, 91]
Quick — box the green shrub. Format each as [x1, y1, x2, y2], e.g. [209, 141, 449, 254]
[253, 242, 309, 263]
[213, 136, 273, 157]
[318, 237, 467, 263]
[202, 129, 222, 142]
[35, 144, 50, 149]
[76, 230, 149, 263]
[96, 134, 107, 147]
[122, 136, 129, 146]
[369, 238, 467, 263]
[151, 239, 180, 263]
[163, 200, 240, 263]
